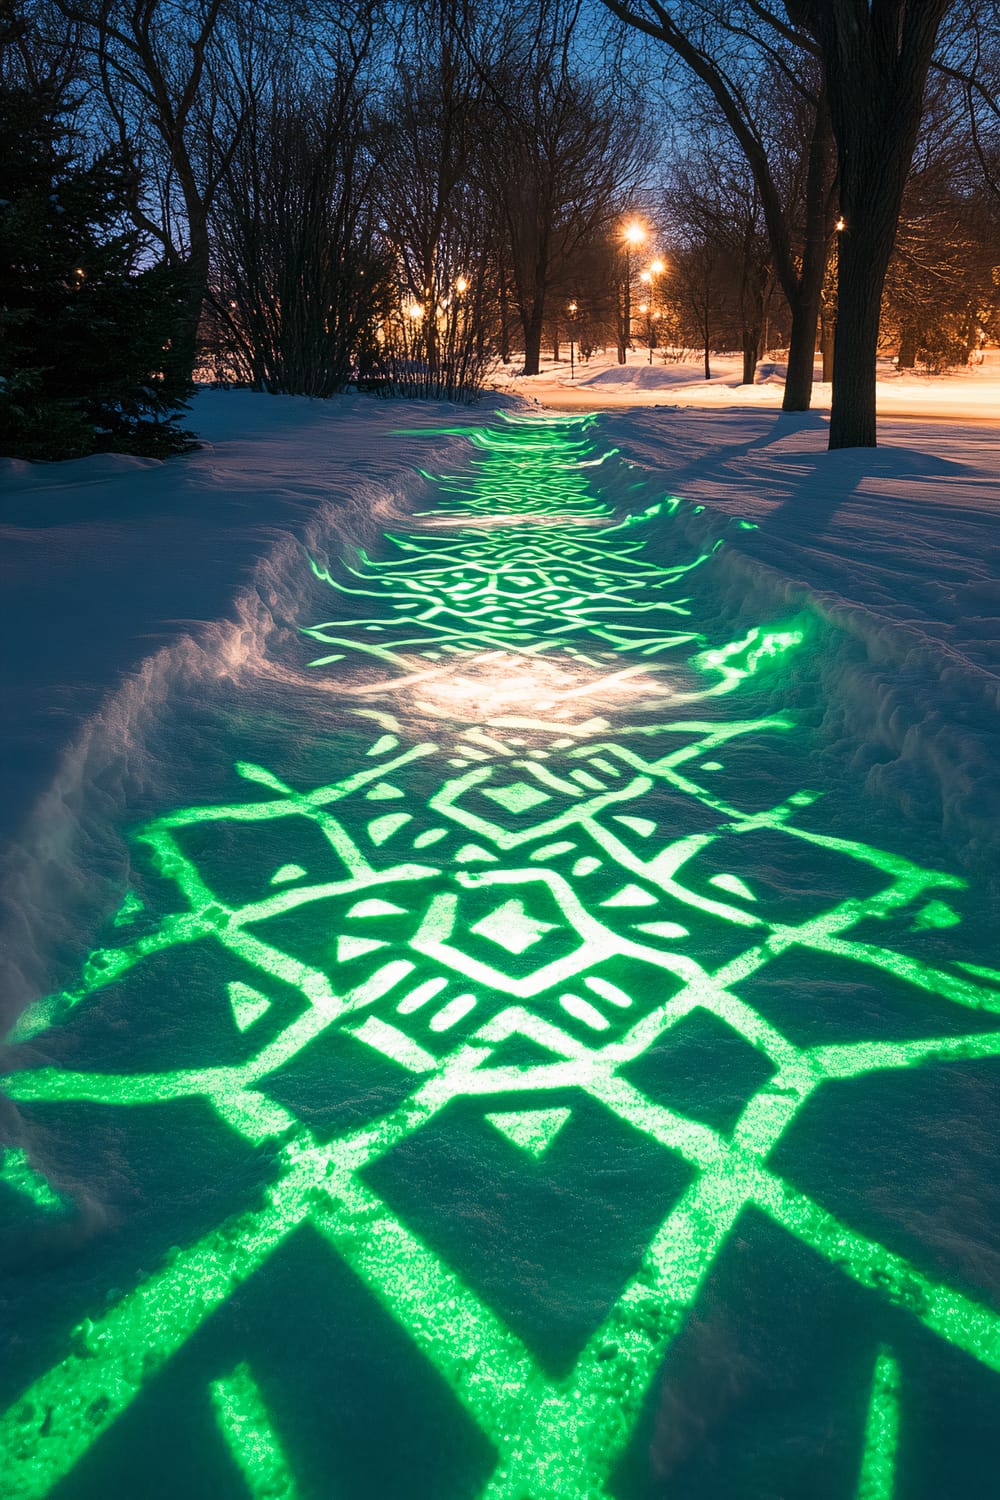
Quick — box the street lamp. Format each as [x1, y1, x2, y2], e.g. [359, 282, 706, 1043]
[645, 258, 666, 362]
[455, 275, 468, 294]
[567, 300, 578, 381]
[638, 299, 654, 364]
[621, 220, 646, 352]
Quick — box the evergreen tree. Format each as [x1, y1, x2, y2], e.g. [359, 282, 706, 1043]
[0, 78, 195, 460]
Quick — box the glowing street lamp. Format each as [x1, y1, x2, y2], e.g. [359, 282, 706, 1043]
[621, 221, 647, 351]
[567, 300, 578, 381]
[408, 303, 423, 321]
[455, 276, 468, 294]
[646, 258, 666, 362]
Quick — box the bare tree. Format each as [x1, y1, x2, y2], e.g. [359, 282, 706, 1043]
[52, 0, 244, 375]
[933, 0, 1000, 202]
[2, 0, 82, 98]
[662, 139, 777, 384]
[785, 0, 954, 446]
[599, 0, 836, 411]
[206, 33, 390, 396]
[605, 0, 958, 446]
[475, 1, 647, 376]
[884, 82, 1000, 370]
[371, 0, 498, 398]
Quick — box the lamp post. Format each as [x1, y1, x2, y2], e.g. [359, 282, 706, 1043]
[621, 221, 646, 355]
[641, 256, 665, 361]
[567, 300, 578, 381]
[640, 273, 653, 362]
[638, 300, 657, 364]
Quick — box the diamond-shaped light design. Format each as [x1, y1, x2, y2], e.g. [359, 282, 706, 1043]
[482, 781, 552, 815]
[472, 898, 556, 955]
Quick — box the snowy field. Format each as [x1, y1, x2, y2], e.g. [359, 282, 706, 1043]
[2, 387, 1000, 1497]
[503, 346, 1000, 421]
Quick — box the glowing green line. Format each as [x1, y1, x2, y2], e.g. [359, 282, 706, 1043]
[2, 410, 994, 1497]
[0, 1134, 328, 1500]
[0, 1147, 64, 1214]
[211, 1364, 302, 1500]
[755, 1178, 1000, 1372]
[856, 1347, 901, 1500]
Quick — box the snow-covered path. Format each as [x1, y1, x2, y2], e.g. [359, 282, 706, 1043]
[2, 410, 999, 1498]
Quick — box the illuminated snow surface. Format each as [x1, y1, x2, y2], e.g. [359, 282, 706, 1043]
[1, 393, 999, 1499]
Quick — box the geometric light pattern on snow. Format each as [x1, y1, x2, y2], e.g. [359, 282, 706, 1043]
[2, 411, 997, 1498]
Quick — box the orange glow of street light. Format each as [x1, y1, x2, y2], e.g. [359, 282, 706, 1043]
[650, 258, 666, 275]
[622, 220, 646, 246]
[408, 303, 423, 320]
[455, 276, 468, 293]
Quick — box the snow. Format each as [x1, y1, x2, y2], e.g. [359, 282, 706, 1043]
[0, 392, 496, 1010]
[2, 381, 1000, 1492]
[504, 346, 1000, 420]
[0, 392, 489, 843]
[596, 404, 1000, 870]
[1, 381, 998, 1019]
[492, 348, 1000, 867]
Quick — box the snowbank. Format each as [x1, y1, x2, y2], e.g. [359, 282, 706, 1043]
[0, 390, 504, 1012]
[597, 405, 1000, 873]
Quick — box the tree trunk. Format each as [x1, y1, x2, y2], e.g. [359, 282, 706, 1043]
[741, 325, 759, 384]
[829, 220, 891, 448]
[897, 327, 917, 369]
[782, 99, 833, 412]
[801, 0, 952, 449]
[820, 312, 835, 381]
[829, 143, 917, 447]
[499, 274, 511, 363]
[784, 288, 821, 410]
[175, 238, 210, 382]
[522, 301, 545, 376]
[785, 145, 833, 408]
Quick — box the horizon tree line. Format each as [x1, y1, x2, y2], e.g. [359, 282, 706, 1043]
[1, 0, 998, 458]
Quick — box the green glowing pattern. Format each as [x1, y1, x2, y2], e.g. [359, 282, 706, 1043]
[857, 1347, 901, 1500]
[0, 1146, 64, 1214]
[2, 411, 996, 1496]
[212, 1365, 301, 1500]
[484, 1108, 572, 1158]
